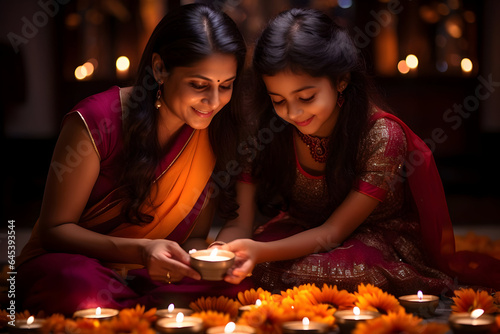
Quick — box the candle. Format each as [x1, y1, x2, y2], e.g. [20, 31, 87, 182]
[282, 317, 328, 333]
[206, 321, 257, 333]
[73, 307, 119, 320]
[190, 248, 235, 281]
[398, 290, 439, 318]
[155, 312, 203, 333]
[157, 303, 193, 318]
[334, 307, 380, 333]
[10, 316, 44, 333]
[239, 299, 262, 315]
[449, 309, 495, 334]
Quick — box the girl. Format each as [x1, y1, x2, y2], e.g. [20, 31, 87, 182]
[17, 4, 248, 314]
[216, 8, 499, 294]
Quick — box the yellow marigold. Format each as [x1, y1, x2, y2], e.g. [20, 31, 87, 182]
[118, 304, 157, 323]
[451, 288, 497, 314]
[192, 310, 231, 329]
[353, 309, 422, 334]
[238, 288, 273, 305]
[238, 302, 295, 334]
[189, 296, 241, 319]
[355, 283, 403, 314]
[310, 284, 356, 310]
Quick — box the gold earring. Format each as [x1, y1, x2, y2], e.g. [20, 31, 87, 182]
[155, 81, 163, 109]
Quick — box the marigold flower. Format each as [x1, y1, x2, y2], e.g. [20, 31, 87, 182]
[355, 283, 403, 314]
[238, 288, 273, 305]
[310, 284, 356, 310]
[238, 302, 295, 334]
[118, 304, 157, 323]
[192, 310, 231, 328]
[190, 296, 241, 319]
[451, 288, 497, 314]
[353, 309, 421, 334]
[41, 313, 66, 334]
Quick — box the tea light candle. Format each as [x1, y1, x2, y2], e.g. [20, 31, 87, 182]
[398, 290, 439, 318]
[449, 309, 495, 334]
[334, 307, 380, 333]
[190, 248, 235, 281]
[239, 299, 262, 315]
[206, 321, 257, 333]
[155, 312, 203, 333]
[10, 316, 44, 333]
[73, 307, 119, 320]
[156, 303, 193, 318]
[282, 317, 328, 333]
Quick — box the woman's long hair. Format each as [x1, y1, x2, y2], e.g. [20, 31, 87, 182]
[121, 4, 246, 224]
[251, 8, 384, 217]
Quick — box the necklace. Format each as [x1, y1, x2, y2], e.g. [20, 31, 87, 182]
[296, 129, 330, 163]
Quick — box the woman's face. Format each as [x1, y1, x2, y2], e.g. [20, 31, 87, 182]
[160, 53, 238, 131]
[263, 70, 341, 137]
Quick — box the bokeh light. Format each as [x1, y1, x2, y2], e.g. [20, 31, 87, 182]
[405, 54, 419, 69]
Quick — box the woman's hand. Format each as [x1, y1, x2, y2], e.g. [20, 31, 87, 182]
[142, 239, 201, 282]
[220, 239, 259, 284]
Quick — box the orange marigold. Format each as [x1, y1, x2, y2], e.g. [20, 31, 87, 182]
[238, 288, 273, 305]
[238, 302, 295, 334]
[353, 309, 422, 334]
[451, 288, 497, 314]
[310, 284, 356, 310]
[355, 283, 403, 314]
[280, 285, 317, 306]
[118, 304, 157, 323]
[189, 296, 241, 319]
[192, 310, 231, 329]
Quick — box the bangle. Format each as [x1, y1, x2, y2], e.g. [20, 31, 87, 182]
[208, 241, 226, 248]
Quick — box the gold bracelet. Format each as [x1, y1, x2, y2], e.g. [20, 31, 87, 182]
[208, 241, 226, 248]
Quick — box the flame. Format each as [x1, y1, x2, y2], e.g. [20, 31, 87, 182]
[417, 291, 423, 300]
[168, 304, 175, 312]
[353, 307, 361, 316]
[176, 312, 184, 323]
[96, 307, 101, 316]
[224, 322, 236, 333]
[471, 309, 484, 319]
[27, 316, 34, 326]
[210, 248, 219, 257]
[255, 299, 262, 307]
[302, 317, 310, 326]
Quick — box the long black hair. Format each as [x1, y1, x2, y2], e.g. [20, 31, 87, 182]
[251, 8, 383, 216]
[121, 4, 246, 224]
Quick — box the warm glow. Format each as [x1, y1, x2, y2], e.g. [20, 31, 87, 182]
[116, 56, 130, 71]
[82, 61, 94, 76]
[210, 248, 219, 257]
[353, 307, 361, 316]
[397, 60, 410, 74]
[302, 317, 310, 326]
[168, 303, 175, 312]
[461, 58, 473, 72]
[96, 307, 101, 316]
[224, 322, 236, 333]
[471, 309, 484, 319]
[74, 65, 87, 80]
[406, 54, 419, 69]
[417, 291, 423, 300]
[27, 316, 34, 326]
[176, 312, 184, 323]
[255, 299, 262, 307]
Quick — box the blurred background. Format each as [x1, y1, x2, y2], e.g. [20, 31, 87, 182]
[1, 0, 499, 233]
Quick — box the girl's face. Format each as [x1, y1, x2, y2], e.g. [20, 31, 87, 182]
[160, 53, 237, 132]
[263, 71, 342, 137]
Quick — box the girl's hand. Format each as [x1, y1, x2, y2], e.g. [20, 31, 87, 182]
[142, 239, 201, 282]
[220, 239, 259, 284]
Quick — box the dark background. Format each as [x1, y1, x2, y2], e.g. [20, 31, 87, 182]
[1, 0, 499, 228]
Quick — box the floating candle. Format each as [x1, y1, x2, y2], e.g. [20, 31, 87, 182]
[282, 317, 328, 333]
[398, 290, 439, 318]
[334, 307, 380, 333]
[449, 309, 495, 334]
[73, 307, 119, 320]
[155, 312, 203, 333]
[190, 248, 235, 281]
[11, 316, 44, 333]
[156, 303, 193, 318]
[206, 321, 257, 334]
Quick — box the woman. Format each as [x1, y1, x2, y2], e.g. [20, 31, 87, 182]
[216, 8, 500, 294]
[16, 4, 248, 315]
